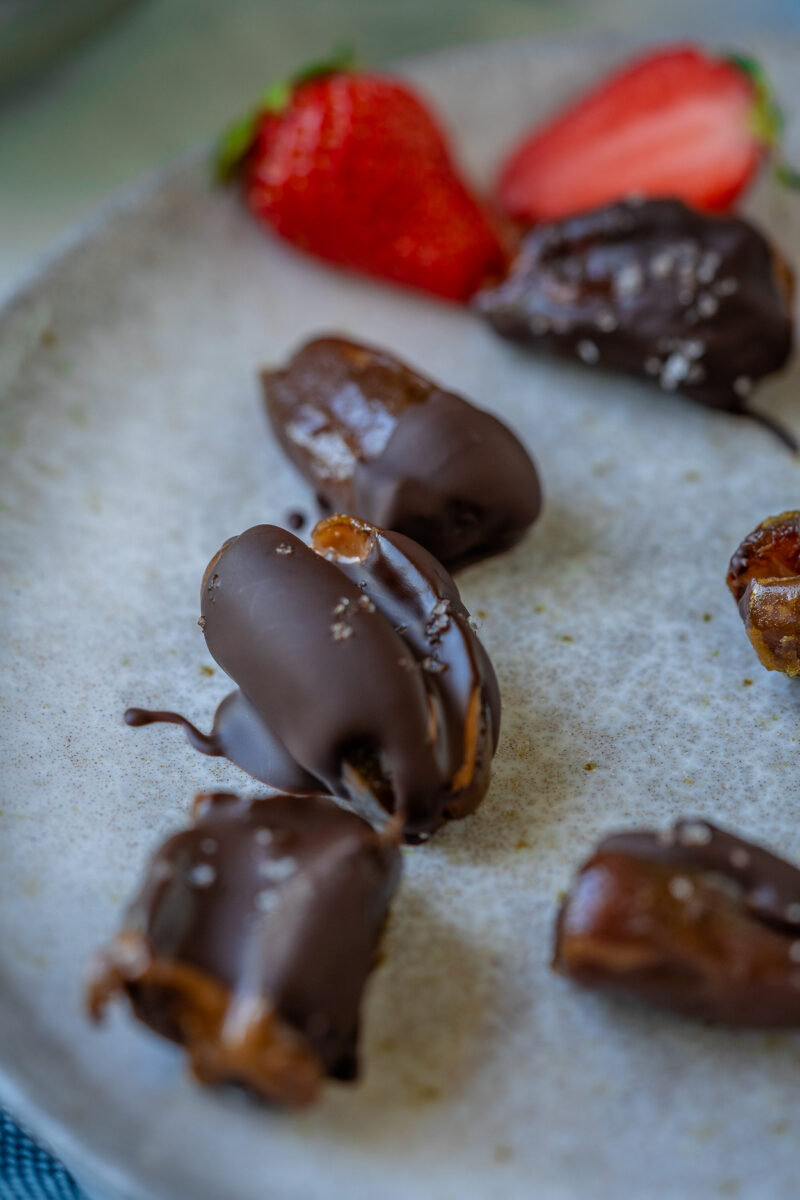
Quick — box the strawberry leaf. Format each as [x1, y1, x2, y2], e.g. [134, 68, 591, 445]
[215, 46, 357, 183]
[726, 51, 784, 147]
[774, 161, 800, 189]
[216, 112, 263, 182]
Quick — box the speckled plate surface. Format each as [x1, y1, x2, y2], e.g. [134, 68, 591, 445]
[2, 34, 800, 1200]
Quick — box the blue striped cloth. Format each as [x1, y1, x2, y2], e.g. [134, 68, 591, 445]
[0, 1111, 85, 1200]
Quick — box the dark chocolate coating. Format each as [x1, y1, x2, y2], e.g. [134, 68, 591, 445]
[727, 511, 800, 676]
[475, 198, 795, 444]
[554, 819, 800, 1026]
[126, 517, 500, 841]
[89, 792, 401, 1103]
[262, 336, 542, 569]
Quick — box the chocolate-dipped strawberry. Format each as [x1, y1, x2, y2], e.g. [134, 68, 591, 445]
[262, 336, 541, 569]
[89, 791, 401, 1105]
[727, 510, 800, 676]
[475, 198, 796, 447]
[554, 819, 800, 1025]
[125, 516, 500, 841]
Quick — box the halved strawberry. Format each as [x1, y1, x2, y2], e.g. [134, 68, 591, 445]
[218, 55, 506, 303]
[496, 45, 784, 223]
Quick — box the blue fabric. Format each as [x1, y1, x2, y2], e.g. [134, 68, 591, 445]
[0, 1111, 85, 1200]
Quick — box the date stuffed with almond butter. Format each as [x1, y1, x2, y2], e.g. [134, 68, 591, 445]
[475, 198, 796, 447]
[125, 515, 501, 843]
[727, 511, 800, 676]
[554, 820, 800, 1025]
[262, 336, 542, 569]
[89, 791, 401, 1106]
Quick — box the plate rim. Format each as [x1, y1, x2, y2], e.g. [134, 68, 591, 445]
[2, 27, 800, 1200]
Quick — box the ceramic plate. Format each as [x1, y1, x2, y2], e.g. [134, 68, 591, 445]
[2, 35, 800, 1200]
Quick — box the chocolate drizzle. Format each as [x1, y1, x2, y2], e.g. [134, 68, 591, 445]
[262, 336, 542, 568]
[89, 791, 401, 1104]
[125, 517, 500, 841]
[475, 198, 796, 448]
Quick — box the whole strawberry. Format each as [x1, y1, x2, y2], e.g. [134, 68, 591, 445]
[497, 45, 786, 223]
[218, 57, 506, 302]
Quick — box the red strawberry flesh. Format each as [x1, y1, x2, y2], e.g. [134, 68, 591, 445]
[497, 46, 764, 222]
[243, 72, 506, 302]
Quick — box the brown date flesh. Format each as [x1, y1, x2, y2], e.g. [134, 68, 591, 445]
[553, 820, 800, 1026]
[474, 198, 796, 449]
[727, 511, 800, 676]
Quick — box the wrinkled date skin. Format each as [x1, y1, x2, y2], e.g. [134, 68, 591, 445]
[89, 792, 402, 1106]
[554, 819, 800, 1025]
[727, 511, 800, 676]
[262, 336, 542, 569]
[125, 516, 501, 842]
[475, 198, 796, 447]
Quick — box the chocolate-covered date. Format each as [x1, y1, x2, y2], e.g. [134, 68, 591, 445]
[554, 819, 800, 1025]
[125, 515, 500, 841]
[89, 792, 401, 1105]
[262, 336, 541, 568]
[727, 511, 800, 676]
[475, 199, 796, 447]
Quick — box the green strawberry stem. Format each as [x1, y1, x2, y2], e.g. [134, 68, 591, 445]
[727, 52, 783, 145]
[726, 52, 799, 193]
[774, 161, 800, 190]
[216, 46, 357, 182]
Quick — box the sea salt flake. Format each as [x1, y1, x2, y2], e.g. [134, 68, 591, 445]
[422, 656, 447, 674]
[616, 262, 644, 297]
[426, 598, 451, 640]
[697, 294, 719, 319]
[189, 862, 216, 888]
[660, 353, 690, 391]
[259, 856, 297, 883]
[595, 310, 618, 332]
[650, 250, 676, 279]
[697, 251, 721, 284]
[668, 876, 695, 901]
[678, 822, 712, 847]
